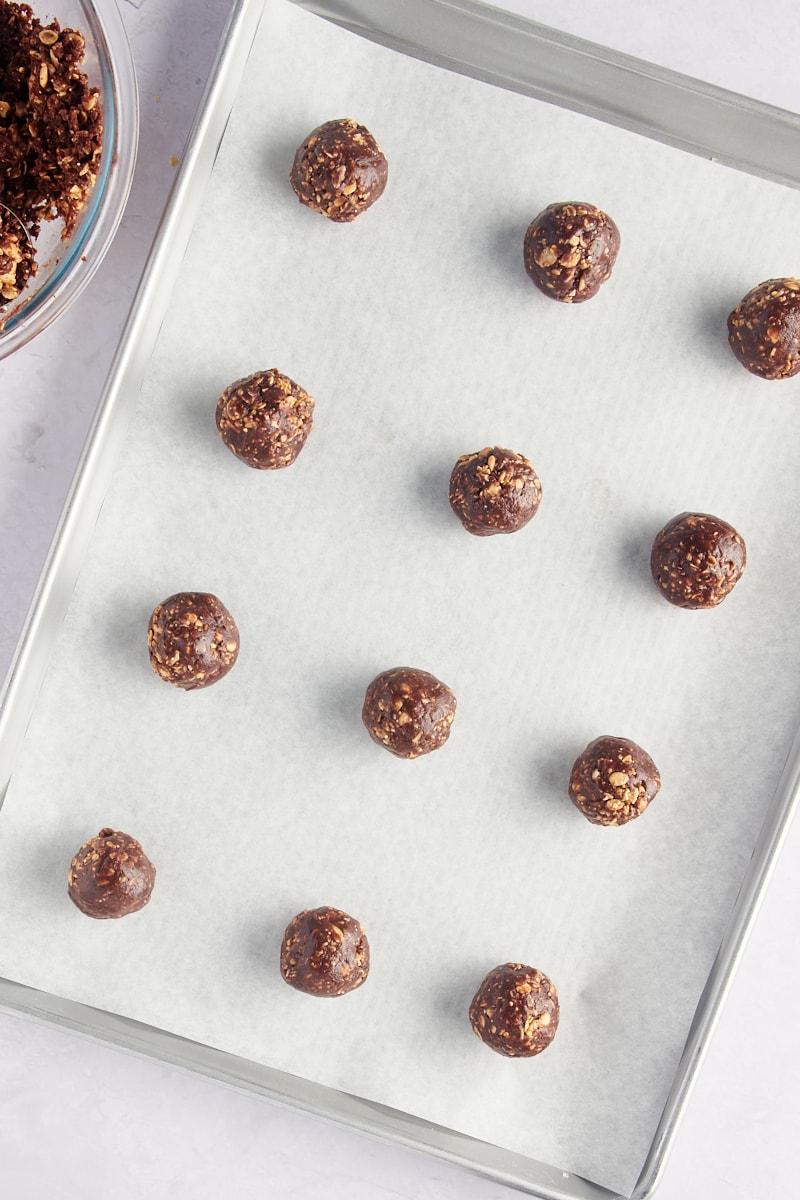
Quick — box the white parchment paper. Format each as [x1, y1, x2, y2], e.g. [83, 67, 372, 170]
[3, 2, 800, 1193]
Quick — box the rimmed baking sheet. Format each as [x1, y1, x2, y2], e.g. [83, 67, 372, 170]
[3, 2, 800, 1198]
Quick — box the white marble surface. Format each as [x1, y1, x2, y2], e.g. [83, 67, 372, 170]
[1, 2, 798, 1197]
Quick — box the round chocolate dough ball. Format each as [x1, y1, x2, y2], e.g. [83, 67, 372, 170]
[216, 369, 314, 470]
[449, 446, 542, 536]
[0, 205, 36, 306]
[469, 963, 559, 1058]
[148, 592, 239, 690]
[727, 278, 800, 379]
[362, 667, 457, 759]
[289, 118, 388, 223]
[651, 512, 746, 609]
[523, 202, 620, 303]
[68, 828, 156, 919]
[280, 906, 370, 997]
[569, 735, 661, 827]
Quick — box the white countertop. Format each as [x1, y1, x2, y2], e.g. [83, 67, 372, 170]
[1, 2, 798, 1197]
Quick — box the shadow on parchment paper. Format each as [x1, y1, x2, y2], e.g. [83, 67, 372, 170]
[169, 382, 231, 464]
[689, 294, 739, 371]
[527, 734, 592, 840]
[263, 129, 311, 200]
[618, 517, 661, 604]
[531, 736, 582, 799]
[414, 457, 458, 533]
[23, 827, 84, 909]
[483, 217, 535, 297]
[244, 912, 287, 979]
[100, 593, 156, 681]
[432, 963, 484, 1038]
[314, 672, 372, 749]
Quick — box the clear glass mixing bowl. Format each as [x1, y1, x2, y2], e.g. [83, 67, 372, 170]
[0, 0, 138, 359]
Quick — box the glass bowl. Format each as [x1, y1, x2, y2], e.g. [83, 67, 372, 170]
[0, 0, 138, 359]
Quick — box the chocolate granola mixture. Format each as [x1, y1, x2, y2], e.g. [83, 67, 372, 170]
[0, 0, 102, 304]
[0, 201, 34, 301]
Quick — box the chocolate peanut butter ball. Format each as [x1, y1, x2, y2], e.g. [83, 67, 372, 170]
[216, 369, 314, 470]
[469, 964, 559, 1058]
[569, 735, 661, 826]
[362, 667, 457, 759]
[651, 512, 746, 609]
[148, 592, 239, 690]
[289, 118, 388, 222]
[280, 906, 370, 997]
[523, 202, 620, 303]
[0, 206, 35, 306]
[727, 278, 800, 379]
[68, 829, 156, 919]
[449, 446, 542, 536]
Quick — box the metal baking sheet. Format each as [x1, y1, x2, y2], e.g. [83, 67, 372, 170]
[3, 2, 800, 1197]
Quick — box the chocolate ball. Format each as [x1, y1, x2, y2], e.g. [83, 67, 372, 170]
[449, 446, 542, 536]
[362, 667, 457, 759]
[68, 828, 156, 919]
[280, 906, 370, 997]
[148, 592, 239, 690]
[651, 512, 746, 609]
[289, 118, 388, 223]
[569, 735, 661, 827]
[216, 369, 314, 470]
[469, 963, 559, 1058]
[523, 202, 620, 303]
[727, 278, 800, 379]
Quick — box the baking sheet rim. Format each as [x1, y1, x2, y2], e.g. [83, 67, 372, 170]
[2, 2, 800, 1198]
